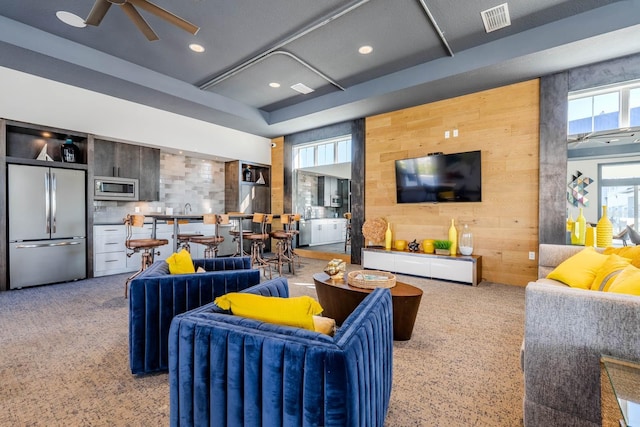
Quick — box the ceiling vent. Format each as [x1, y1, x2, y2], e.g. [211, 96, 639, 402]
[481, 3, 511, 33]
[290, 83, 315, 94]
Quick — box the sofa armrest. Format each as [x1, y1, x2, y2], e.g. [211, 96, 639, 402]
[129, 268, 260, 375]
[524, 281, 640, 425]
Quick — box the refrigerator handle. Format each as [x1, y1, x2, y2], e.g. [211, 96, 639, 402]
[51, 172, 57, 234]
[45, 171, 51, 234]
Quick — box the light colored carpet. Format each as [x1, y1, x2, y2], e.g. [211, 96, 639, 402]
[0, 258, 525, 426]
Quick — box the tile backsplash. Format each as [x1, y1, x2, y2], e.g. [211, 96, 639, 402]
[93, 152, 226, 223]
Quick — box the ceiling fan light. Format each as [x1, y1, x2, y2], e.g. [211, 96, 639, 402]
[56, 11, 87, 28]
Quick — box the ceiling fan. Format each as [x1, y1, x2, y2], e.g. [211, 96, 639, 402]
[84, 0, 199, 41]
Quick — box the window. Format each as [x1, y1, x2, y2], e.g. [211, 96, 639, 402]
[293, 135, 351, 168]
[600, 162, 640, 235]
[568, 80, 640, 136]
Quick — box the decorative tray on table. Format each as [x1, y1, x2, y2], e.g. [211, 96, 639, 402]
[347, 270, 396, 289]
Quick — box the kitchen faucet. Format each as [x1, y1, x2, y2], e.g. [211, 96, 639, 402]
[184, 203, 192, 214]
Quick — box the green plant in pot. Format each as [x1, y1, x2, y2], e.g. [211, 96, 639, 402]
[433, 239, 452, 255]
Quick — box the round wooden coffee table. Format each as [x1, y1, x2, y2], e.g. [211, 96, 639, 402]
[313, 272, 423, 340]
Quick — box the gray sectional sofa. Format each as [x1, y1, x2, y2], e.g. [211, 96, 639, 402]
[523, 244, 640, 426]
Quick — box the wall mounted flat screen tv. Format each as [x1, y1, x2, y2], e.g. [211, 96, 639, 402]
[395, 150, 482, 203]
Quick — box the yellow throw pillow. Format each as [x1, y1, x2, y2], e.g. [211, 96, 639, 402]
[590, 254, 631, 291]
[607, 264, 640, 296]
[603, 245, 640, 269]
[546, 247, 609, 289]
[166, 249, 195, 274]
[214, 293, 323, 330]
[312, 315, 336, 336]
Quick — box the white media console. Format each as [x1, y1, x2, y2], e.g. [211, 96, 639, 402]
[361, 247, 482, 286]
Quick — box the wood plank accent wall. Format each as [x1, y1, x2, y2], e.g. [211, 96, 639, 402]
[365, 80, 541, 286]
[270, 136, 285, 239]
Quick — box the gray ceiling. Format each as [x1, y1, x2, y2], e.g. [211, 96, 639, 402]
[1, 0, 640, 138]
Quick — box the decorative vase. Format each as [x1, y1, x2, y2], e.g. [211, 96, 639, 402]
[596, 205, 613, 248]
[585, 225, 596, 247]
[459, 224, 473, 255]
[571, 207, 586, 245]
[422, 239, 434, 254]
[60, 138, 79, 163]
[385, 223, 392, 250]
[448, 219, 457, 255]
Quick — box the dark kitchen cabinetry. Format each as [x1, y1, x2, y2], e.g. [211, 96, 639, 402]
[5, 121, 88, 169]
[225, 160, 271, 214]
[94, 139, 159, 201]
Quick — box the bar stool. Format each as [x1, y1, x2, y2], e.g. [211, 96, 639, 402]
[167, 219, 202, 252]
[269, 214, 298, 276]
[124, 214, 169, 298]
[245, 213, 273, 279]
[189, 214, 228, 258]
[344, 212, 352, 252]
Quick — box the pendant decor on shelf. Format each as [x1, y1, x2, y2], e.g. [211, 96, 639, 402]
[567, 170, 593, 207]
[596, 205, 613, 248]
[256, 172, 265, 184]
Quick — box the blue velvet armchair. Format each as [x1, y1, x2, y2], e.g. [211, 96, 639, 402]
[129, 256, 260, 375]
[168, 277, 394, 427]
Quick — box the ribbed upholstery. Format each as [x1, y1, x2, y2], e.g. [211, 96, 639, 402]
[169, 278, 393, 427]
[129, 257, 259, 375]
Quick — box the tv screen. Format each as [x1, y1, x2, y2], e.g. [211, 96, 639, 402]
[395, 150, 482, 203]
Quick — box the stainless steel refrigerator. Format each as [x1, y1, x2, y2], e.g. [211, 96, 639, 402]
[8, 164, 86, 289]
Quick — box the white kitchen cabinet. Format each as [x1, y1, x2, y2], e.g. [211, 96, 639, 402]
[309, 218, 347, 246]
[94, 225, 128, 277]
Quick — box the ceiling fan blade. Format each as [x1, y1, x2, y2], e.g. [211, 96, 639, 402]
[85, 0, 112, 26]
[121, 3, 159, 41]
[129, 0, 200, 35]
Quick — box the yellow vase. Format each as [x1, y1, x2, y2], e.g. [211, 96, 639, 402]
[596, 205, 613, 248]
[385, 223, 392, 250]
[448, 219, 457, 255]
[422, 239, 435, 254]
[585, 225, 596, 247]
[571, 207, 586, 245]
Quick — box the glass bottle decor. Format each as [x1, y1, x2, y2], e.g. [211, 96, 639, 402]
[448, 219, 457, 255]
[60, 138, 79, 163]
[459, 224, 473, 255]
[385, 222, 392, 250]
[571, 207, 586, 245]
[243, 165, 252, 182]
[596, 205, 613, 248]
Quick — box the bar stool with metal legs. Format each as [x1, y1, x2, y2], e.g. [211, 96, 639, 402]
[245, 213, 273, 279]
[344, 212, 352, 252]
[189, 214, 229, 258]
[269, 214, 297, 276]
[124, 214, 169, 298]
[168, 219, 202, 252]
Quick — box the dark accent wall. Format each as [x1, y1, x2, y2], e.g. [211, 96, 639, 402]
[539, 51, 640, 244]
[284, 119, 365, 264]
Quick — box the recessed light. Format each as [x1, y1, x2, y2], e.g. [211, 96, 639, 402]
[358, 45, 373, 55]
[56, 11, 87, 28]
[189, 43, 205, 53]
[269, 82, 281, 88]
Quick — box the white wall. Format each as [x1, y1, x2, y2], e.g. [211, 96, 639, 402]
[0, 66, 271, 164]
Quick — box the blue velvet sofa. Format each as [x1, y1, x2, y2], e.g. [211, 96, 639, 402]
[168, 277, 394, 427]
[129, 256, 260, 375]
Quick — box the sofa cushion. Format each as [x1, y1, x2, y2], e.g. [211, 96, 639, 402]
[603, 245, 640, 268]
[590, 254, 631, 291]
[607, 264, 640, 296]
[546, 247, 609, 289]
[166, 249, 195, 274]
[214, 292, 323, 330]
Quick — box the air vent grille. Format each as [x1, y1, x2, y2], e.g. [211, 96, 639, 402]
[481, 3, 511, 33]
[291, 83, 314, 94]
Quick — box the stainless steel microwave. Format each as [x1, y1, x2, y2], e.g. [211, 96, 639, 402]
[94, 176, 139, 201]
